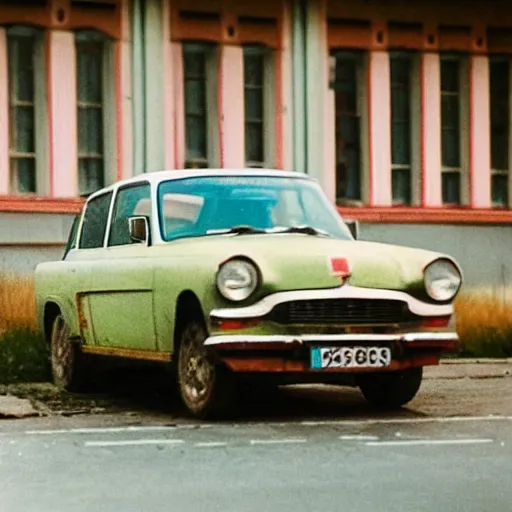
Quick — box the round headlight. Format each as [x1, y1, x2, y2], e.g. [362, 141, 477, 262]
[216, 259, 259, 302]
[424, 259, 462, 302]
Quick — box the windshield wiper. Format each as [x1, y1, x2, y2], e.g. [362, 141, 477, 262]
[206, 225, 267, 236]
[270, 225, 331, 237]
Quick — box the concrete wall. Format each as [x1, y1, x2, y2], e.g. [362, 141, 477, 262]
[0, 212, 75, 274]
[360, 223, 512, 289]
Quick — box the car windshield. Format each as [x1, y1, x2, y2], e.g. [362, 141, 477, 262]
[156, 175, 353, 242]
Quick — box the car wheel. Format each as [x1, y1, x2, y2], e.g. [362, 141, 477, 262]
[177, 320, 235, 419]
[51, 314, 87, 392]
[358, 367, 423, 409]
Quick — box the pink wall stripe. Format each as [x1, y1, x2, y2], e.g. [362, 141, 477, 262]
[162, 0, 174, 170]
[219, 45, 244, 168]
[421, 53, 442, 207]
[280, 2, 293, 171]
[172, 42, 185, 169]
[368, 51, 392, 206]
[469, 56, 491, 208]
[0, 29, 9, 195]
[48, 31, 77, 197]
[119, 0, 133, 180]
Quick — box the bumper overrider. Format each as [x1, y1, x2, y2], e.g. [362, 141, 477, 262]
[206, 285, 459, 373]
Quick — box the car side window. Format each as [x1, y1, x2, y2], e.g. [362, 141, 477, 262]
[108, 183, 151, 247]
[78, 192, 113, 249]
[62, 214, 81, 259]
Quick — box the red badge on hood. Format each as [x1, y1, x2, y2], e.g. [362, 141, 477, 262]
[330, 257, 351, 281]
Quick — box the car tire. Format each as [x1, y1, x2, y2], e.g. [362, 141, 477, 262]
[177, 320, 236, 419]
[358, 367, 423, 409]
[50, 314, 88, 392]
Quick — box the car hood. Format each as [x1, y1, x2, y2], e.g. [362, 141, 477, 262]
[162, 234, 458, 299]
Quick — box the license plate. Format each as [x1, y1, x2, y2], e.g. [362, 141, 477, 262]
[311, 346, 392, 369]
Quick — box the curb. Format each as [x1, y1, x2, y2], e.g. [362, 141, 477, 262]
[440, 358, 512, 365]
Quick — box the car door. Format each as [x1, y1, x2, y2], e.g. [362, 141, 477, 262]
[85, 183, 158, 352]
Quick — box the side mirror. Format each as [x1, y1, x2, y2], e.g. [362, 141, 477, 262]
[345, 219, 359, 240]
[128, 216, 149, 244]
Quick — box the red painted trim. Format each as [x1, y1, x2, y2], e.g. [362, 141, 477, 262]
[114, 41, 123, 182]
[420, 53, 426, 207]
[0, 197, 84, 214]
[46, 32, 54, 197]
[367, 53, 373, 205]
[338, 205, 512, 224]
[0, 242, 66, 248]
[218, 47, 224, 168]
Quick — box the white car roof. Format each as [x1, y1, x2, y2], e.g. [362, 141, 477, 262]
[87, 169, 314, 202]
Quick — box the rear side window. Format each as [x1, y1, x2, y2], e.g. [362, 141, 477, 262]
[63, 214, 80, 259]
[79, 192, 113, 249]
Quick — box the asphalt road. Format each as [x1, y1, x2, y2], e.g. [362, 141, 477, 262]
[1, 364, 511, 512]
[0, 416, 511, 512]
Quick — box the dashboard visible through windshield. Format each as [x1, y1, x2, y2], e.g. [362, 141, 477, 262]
[156, 175, 353, 242]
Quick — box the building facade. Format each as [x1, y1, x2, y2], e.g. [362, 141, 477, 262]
[1, 0, 512, 288]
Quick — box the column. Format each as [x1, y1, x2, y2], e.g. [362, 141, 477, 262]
[421, 52, 442, 206]
[278, 1, 293, 171]
[162, 0, 175, 170]
[368, 51, 392, 206]
[118, 0, 133, 180]
[0, 28, 8, 195]
[48, 30, 78, 197]
[144, 0, 165, 173]
[305, 0, 336, 200]
[469, 55, 491, 208]
[219, 45, 244, 168]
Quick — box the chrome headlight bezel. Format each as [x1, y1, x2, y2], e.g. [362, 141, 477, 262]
[216, 258, 259, 302]
[424, 258, 462, 302]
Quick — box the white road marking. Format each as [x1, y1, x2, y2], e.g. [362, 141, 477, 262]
[366, 438, 495, 447]
[25, 426, 176, 436]
[339, 435, 379, 441]
[301, 416, 512, 427]
[250, 438, 308, 445]
[84, 439, 185, 448]
[194, 442, 228, 448]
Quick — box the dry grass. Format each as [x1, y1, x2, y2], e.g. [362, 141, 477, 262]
[0, 273, 37, 332]
[0, 273, 511, 362]
[455, 288, 512, 357]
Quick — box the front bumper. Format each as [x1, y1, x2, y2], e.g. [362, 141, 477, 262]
[204, 332, 459, 374]
[207, 284, 459, 374]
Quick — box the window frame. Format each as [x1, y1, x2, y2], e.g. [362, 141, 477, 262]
[75, 29, 116, 198]
[389, 51, 421, 206]
[243, 44, 276, 169]
[439, 53, 470, 206]
[331, 50, 369, 206]
[6, 25, 48, 195]
[182, 42, 219, 169]
[489, 55, 511, 209]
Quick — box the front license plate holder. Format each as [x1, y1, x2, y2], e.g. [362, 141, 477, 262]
[311, 346, 392, 369]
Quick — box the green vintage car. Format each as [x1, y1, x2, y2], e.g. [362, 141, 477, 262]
[35, 169, 462, 418]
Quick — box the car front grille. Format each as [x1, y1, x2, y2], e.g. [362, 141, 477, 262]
[269, 298, 414, 325]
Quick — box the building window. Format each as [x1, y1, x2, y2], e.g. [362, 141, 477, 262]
[390, 52, 413, 205]
[332, 51, 365, 204]
[490, 57, 510, 208]
[76, 31, 114, 197]
[440, 56, 464, 205]
[243, 46, 274, 168]
[7, 27, 40, 194]
[183, 43, 218, 169]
